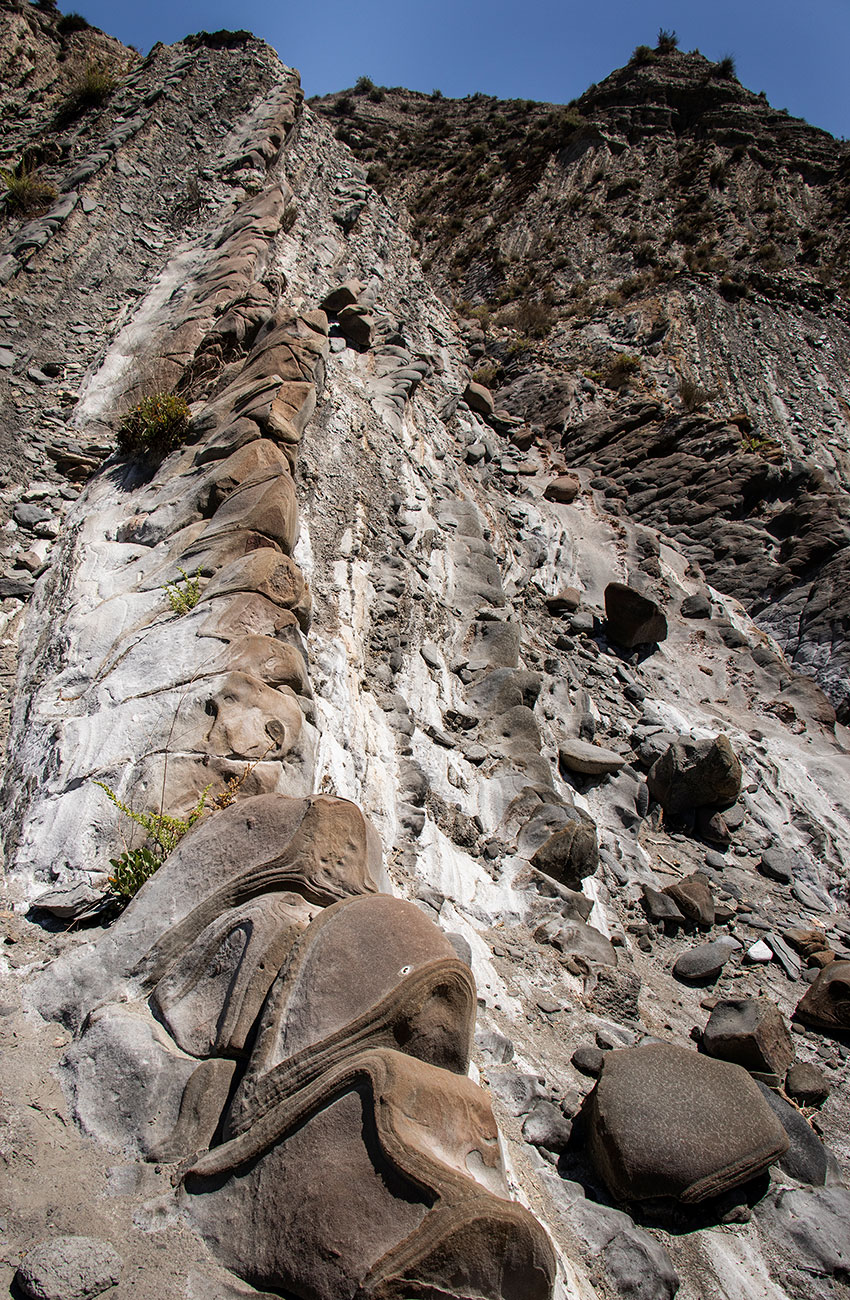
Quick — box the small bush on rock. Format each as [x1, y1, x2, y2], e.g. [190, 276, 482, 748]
[604, 352, 640, 390]
[656, 28, 679, 53]
[117, 392, 190, 459]
[631, 44, 656, 66]
[57, 11, 91, 33]
[163, 567, 202, 615]
[678, 375, 717, 412]
[63, 63, 117, 114]
[97, 782, 209, 903]
[715, 54, 736, 78]
[0, 163, 57, 216]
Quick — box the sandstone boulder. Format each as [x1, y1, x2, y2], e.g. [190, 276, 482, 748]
[662, 872, 715, 927]
[543, 475, 580, 505]
[673, 939, 738, 983]
[529, 813, 599, 889]
[604, 582, 667, 648]
[701, 998, 794, 1076]
[558, 738, 626, 777]
[785, 1062, 830, 1107]
[648, 735, 742, 814]
[588, 1044, 789, 1203]
[463, 380, 495, 416]
[795, 960, 850, 1032]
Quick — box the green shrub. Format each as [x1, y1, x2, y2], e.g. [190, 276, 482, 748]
[512, 299, 556, 338]
[631, 44, 656, 66]
[163, 567, 202, 615]
[57, 11, 90, 33]
[656, 28, 679, 53]
[117, 392, 190, 459]
[63, 63, 117, 114]
[354, 75, 376, 94]
[97, 781, 209, 903]
[472, 364, 501, 387]
[0, 163, 57, 216]
[715, 54, 736, 78]
[603, 353, 640, 390]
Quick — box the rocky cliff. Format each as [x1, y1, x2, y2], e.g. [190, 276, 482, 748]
[1, 10, 850, 1300]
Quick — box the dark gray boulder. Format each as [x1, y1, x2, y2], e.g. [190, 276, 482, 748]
[604, 582, 668, 648]
[648, 735, 742, 814]
[785, 1061, 830, 1107]
[673, 939, 739, 983]
[755, 1082, 828, 1186]
[588, 1043, 788, 1203]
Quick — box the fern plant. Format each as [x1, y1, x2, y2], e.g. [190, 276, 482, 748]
[96, 781, 209, 902]
[163, 567, 202, 614]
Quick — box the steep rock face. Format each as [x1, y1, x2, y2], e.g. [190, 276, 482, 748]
[1, 17, 850, 1300]
[315, 45, 850, 708]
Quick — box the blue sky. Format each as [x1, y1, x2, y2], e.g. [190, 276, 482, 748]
[65, 0, 849, 140]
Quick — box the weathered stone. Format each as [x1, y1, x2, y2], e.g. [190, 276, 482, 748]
[337, 305, 373, 347]
[701, 998, 795, 1076]
[785, 1061, 830, 1107]
[529, 814, 599, 888]
[544, 587, 581, 615]
[673, 938, 738, 983]
[319, 279, 362, 313]
[588, 1043, 788, 1203]
[795, 960, 850, 1032]
[755, 1081, 828, 1186]
[463, 380, 495, 416]
[15, 1237, 122, 1300]
[758, 848, 796, 884]
[604, 582, 667, 648]
[680, 592, 711, 618]
[572, 1045, 605, 1077]
[602, 1230, 680, 1300]
[543, 475, 580, 505]
[642, 884, 684, 926]
[203, 549, 311, 630]
[759, 1186, 850, 1279]
[558, 738, 625, 776]
[521, 1100, 573, 1151]
[663, 872, 715, 927]
[649, 735, 742, 814]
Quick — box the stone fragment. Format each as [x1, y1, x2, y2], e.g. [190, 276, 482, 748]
[522, 1100, 573, 1151]
[588, 1044, 788, 1203]
[543, 475, 580, 505]
[545, 587, 581, 615]
[673, 939, 738, 983]
[558, 738, 625, 777]
[486, 1068, 547, 1115]
[765, 932, 804, 980]
[604, 582, 667, 648]
[662, 872, 715, 927]
[745, 939, 773, 963]
[572, 1045, 605, 1077]
[337, 305, 373, 347]
[795, 960, 850, 1032]
[680, 592, 711, 618]
[649, 735, 742, 814]
[15, 1237, 122, 1300]
[319, 279, 362, 313]
[642, 884, 684, 926]
[529, 814, 599, 889]
[701, 998, 794, 1076]
[602, 1230, 680, 1300]
[758, 848, 795, 884]
[463, 380, 495, 416]
[785, 1062, 830, 1107]
[755, 1082, 828, 1185]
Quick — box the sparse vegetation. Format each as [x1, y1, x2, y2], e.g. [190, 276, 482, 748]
[163, 568, 202, 615]
[715, 54, 736, 79]
[472, 364, 501, 388]
[0, 163, 57, 216]
[62, 62, 117, 115]
[603, 353, 641, 390]
[96, 781, 209, 903]
[631, 45, 656, 66]
[57, 11, 91, 33]
[656, 28, 679, 53]
[510, 299, 557, 338]
[117, 392, 191, 459]
[678, 375, 718, 412]
[281, 202, 298, 231]
[354, 75, 376, 94]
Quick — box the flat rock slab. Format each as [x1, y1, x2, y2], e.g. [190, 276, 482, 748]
[558, 738, 625, 776]
[588, 1043, 789, 1203]
[15, 1237, 122, 1300]
[759, 1185, 850, 1278]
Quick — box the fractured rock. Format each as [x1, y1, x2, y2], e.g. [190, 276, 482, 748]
[759, 1186, 850, 1279]
[604, 582, 667, 649]
[15, 1237, 122, 1300]
[588, 1043, 789, 1203]
[701, 998, 794, 1076]
[649, 735, 742, 815]
[795, 960, 850, 1032]
[662, 872, 715, 927]
[529, 813, 599, 889]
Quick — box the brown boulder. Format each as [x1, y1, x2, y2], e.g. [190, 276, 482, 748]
[529, 813, 599, 889]
[662, 872, 715, 928]
[543, 475, 580, 505]
[701, 998, 795, 1076]
[463, 380, 495, 416]
[795, 960, 850, 1032]
[648, 735, 742, 815]
[588, 1043, 789, 1204]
